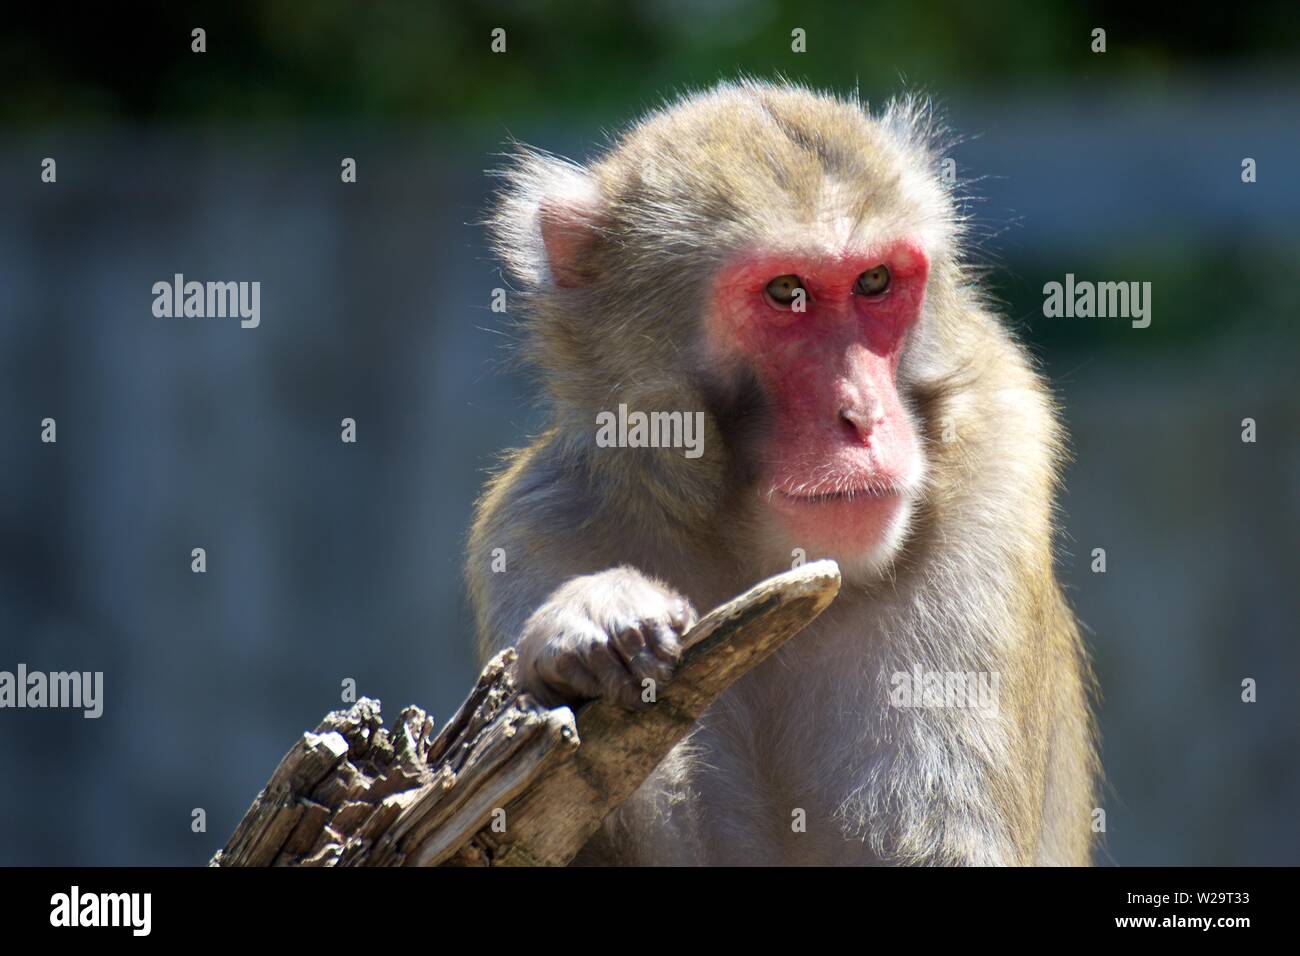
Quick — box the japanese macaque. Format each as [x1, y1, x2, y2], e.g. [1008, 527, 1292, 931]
[468, 80, 1098, 866]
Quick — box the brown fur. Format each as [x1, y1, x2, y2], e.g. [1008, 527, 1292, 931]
[468, 79, 1098, 865]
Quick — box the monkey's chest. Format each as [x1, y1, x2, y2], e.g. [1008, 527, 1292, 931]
[684, 667, 889, 865]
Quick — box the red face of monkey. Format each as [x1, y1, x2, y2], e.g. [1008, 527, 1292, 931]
[525, 84, 946, 579]
[710, 239, 929, 571]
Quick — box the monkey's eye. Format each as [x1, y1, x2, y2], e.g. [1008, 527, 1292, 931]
[855, 266, 891, 297]
[764, 274, 806, 308]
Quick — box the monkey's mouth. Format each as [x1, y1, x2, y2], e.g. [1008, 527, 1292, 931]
[767, 482, 911, 554]
[775, 485, 902, 505]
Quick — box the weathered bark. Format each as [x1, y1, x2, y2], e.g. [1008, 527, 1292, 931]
[212, 559, 841, 867]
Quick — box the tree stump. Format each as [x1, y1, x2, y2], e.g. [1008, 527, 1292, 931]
[212, 559, 841, 867]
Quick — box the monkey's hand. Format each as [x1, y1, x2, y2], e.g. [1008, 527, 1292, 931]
[516, 568, 697, 711]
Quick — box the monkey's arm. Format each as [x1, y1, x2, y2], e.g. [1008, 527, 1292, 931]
[467, 435, 696, 709]
[468, 437, 584, 658]
[1035, 592, 1099, 865]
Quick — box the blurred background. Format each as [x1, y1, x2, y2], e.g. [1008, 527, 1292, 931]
[0, 1, 1296, 866]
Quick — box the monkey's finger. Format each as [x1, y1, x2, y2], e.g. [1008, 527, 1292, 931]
[644, 620, 684, 665]
[535, 641, 606, 704]
[667, 598, 697, 633]
[608, 624, 674, 687]
[607, 621, 649, 664]
[584, 637, 645, 710]
[626, 648, 674, 686]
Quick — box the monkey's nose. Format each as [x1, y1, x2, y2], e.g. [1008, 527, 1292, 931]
[839, 406, 876, 442]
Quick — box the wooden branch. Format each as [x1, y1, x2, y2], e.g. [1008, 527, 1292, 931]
[211, 560, 841, 867]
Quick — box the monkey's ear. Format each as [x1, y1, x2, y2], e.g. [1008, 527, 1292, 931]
[489, 149, 606, 290]
[538, 195, 603, 288]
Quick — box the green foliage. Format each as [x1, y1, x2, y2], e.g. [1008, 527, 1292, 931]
[4, 0, 1296, 125]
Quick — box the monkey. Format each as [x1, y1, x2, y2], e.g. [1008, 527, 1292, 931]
[467, 79, 1098, 866]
